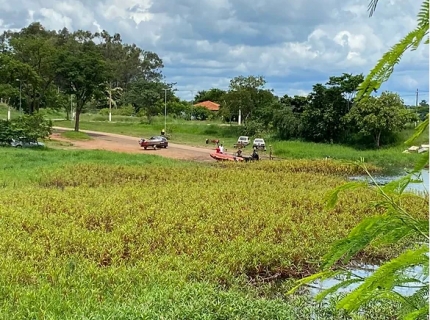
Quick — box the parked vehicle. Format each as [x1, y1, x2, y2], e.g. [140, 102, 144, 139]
[138, 136, 168, 149]
[253, 138, 266, 150]
[237, 136, 250, 146]
[11, 138, 45, 148]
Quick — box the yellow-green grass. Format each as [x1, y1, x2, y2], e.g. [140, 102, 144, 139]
[0, 148, 426, 317]
[60, 131, 92, 140]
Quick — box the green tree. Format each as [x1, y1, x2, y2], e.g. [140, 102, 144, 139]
[223, 75, 268, 122]
[194, 88, 226, 104]
[280, 95, 309, 113]
[123, 80, 173, 122]
[326, 73, 365, 111]
[301, 83, 348, 143]
[56, 35, 108, 131]
[273, 106, 302, 139]
[347, 92, 414, 148]
[0, 54, 40, 112]
[6, 22, 60, 113]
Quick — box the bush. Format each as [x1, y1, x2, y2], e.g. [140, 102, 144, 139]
[99, 105, 135, 116]
[240, 120, 264, 136]
[0, 114, 52, 145]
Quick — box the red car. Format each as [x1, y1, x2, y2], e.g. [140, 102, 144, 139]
[139, 136, 168, 149]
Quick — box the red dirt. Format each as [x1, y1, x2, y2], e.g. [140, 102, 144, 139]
[49, 128, 215, 162]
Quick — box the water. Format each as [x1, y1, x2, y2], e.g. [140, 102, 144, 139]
[406, 169, 429, 193]
[308, 169, 429, 296]
[349, 169, 429, 194]
[308, 264, 427, 297]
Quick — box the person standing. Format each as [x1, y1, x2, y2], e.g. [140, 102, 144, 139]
[219, 144, 224, 154]
[161, 129, 165, 136]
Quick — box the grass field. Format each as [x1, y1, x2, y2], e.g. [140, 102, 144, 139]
[0, 147, 426, 318]
[60, 131, 92, 140]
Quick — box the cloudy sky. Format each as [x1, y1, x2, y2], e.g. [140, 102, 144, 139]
[0, 0, 428, 105]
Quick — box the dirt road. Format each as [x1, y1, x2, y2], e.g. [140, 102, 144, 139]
[51, 127, 216, 162]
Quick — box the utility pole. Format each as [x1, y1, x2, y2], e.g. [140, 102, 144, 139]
[191, 90, 194, 120]
[108, 82, 112, 122]
[415, 89, 419, 128]
[415, 89, 419, 106]
[7, 101, 10, 120]
[16, 79, 22, 113]
[163, 88, 168, 134]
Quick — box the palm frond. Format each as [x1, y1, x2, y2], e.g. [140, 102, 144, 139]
[367, 0, 379, 17]
[336, 245, 428, 312]
[405, 115, 429, 145]
[357, 0, 429, 99]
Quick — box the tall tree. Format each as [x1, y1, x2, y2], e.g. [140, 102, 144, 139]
[0, 54, 40, 111]
[326, 73, 364, 110]
[223, 75, 269, 122]
[280, 95, 309, 113]
[7, 22, 60, 113]
[301, 83, 348, 143]
[347, 91, 415, 147]
[123, 80, 174, 122]
[56, 34, 107, 131]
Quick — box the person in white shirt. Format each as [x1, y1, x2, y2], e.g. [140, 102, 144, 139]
[219, 144, 224, 153]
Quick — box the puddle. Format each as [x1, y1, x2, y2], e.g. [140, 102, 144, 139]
[349, 169, 429, 194]
[310, 170, 428, 298]
[307, 264, 427, 297]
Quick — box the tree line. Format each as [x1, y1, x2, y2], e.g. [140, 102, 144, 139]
[0, 22, 174, 131]
[0, 22, 426, 147]
[195, 74, 425, 148]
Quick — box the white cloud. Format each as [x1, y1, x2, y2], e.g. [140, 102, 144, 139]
[0, 0, 427, 105]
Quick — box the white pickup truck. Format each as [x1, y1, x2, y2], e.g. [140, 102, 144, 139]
[253, 138, 266, 150]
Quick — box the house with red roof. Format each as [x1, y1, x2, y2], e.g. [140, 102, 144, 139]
[193, 100, 220, 111]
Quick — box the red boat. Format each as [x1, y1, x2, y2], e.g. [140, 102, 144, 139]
[210, 152, 244, 162]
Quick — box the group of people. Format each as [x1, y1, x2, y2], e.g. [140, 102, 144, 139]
[215, 144, 224, 154]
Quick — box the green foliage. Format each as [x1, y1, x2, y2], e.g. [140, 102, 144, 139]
[99, 105, 135, 116]
[61, 131, 91, 140]
[0, 113, 52, 144]
[194, 88, 226, 104]
[347, 91, 415, 148]
[222, 75, 276, 123]
[239, 119, 265, 136]
[301, 83, 351, 143]
[287, 0, 430, 309]
[122, 79, 173, 121]
[192, 105, 211, 120]
[273, 107, 302, 139]
[356, 0, 429, 99]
